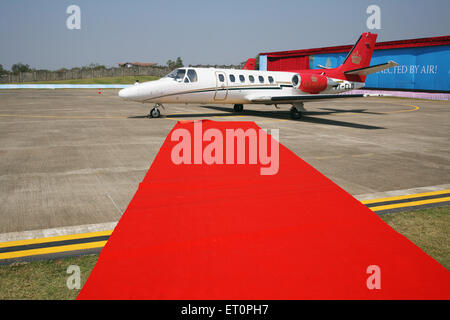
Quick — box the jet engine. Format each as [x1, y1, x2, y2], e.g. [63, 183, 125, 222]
[291, 74, 338, 94]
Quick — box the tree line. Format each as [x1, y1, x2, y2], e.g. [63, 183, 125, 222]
[0, 62, 109, 76]
[0, 59, 181, 76]
[1, 56, 259, 77]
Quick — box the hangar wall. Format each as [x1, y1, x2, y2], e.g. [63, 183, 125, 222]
[259, 36, 450, 92]
[307, 45, 450, 92]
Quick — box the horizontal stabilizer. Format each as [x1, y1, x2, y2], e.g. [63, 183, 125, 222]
[344, 61, 398, 76]
[317, 64, 332, 69]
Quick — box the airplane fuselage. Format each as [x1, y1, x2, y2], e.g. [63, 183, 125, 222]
[118, 67, 365, 105]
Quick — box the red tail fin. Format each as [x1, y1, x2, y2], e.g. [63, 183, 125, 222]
[337, 33, 377, 72]
[242, 58, 256, 70]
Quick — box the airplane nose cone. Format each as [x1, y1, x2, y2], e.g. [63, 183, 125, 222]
[118, 88, 129, 99]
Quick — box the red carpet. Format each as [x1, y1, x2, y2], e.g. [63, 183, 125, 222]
[78, 120, 449, 299]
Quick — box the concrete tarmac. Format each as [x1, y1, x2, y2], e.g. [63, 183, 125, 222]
[0, 89, 449, 234]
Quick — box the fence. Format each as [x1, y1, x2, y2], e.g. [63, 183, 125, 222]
[0, 66, 172, 83]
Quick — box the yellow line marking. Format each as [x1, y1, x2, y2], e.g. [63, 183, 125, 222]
[381, 104, 420, 114]
[165, 115, 287, 123]
[314, 155, 343, 160]
[333, 112, 361, 116]
[0, 241, 108, 260]
[311, 153, 374, 160]
[360, 189, 450, 205]
[369, 197, 450, 212]
[212, 115, 246, 118]
[0, 114, 127, 120]
[0, 189, 448, 260]
[332, 103, 420, 116]
[351, 153, 374, 158]
[0, 230, 112, 249]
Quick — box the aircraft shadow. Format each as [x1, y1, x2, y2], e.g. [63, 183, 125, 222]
[127, 112, 237, 119]
[128, 105, 385, 130]
[198, 105, 386, 130]
[317, 107, 384, 115]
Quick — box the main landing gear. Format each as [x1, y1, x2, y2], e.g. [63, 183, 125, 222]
[290, 102, 305, 120]
[233, 104, 244, 112]
[148, 104, 162, 118]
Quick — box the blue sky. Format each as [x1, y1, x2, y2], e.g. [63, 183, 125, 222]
[0, 0, 449, 70]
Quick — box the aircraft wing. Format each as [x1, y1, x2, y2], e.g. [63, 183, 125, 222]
[344, 61, 398, 76]
[250, 94, 365, 104]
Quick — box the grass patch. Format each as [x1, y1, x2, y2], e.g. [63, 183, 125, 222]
[10, 75, 160, 85]
[380, 205, 449, 269]
[0, 206, 448, 299]
[0, 254, 98, 300]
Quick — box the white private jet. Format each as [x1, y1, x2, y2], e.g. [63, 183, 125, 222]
[119, 32, 397, 119]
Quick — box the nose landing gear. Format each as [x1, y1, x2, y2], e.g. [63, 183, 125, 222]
[148, 104, 162, 118]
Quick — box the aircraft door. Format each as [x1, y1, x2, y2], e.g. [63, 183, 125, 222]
[214, 71, 228, 100]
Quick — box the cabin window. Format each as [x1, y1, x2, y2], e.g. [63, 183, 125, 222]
[239, 75, 245, 83]
[187, 69, 198, 82]
[258, 76, 264, 83]
[229, 74, 235, 82]
[165, 68, 186, 81]
[218, 74, 225, 82]
[249, 75, 255, 83]
[184, 77, 190, 83]
[268, 76, 274, 84]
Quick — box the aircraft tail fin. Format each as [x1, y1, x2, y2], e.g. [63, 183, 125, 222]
[242, 58, 257, 70]
[337, 32, 377, 73]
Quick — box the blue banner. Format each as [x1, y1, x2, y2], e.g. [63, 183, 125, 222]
[309, 45, 450, 92]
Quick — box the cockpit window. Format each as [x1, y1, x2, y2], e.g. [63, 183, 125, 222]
[187, 69, 198, 82]
[165, 68, 186, 81]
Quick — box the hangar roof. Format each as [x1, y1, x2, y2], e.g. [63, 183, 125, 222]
[118, 62, 157, 67]
[260, 35, 450, 58]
